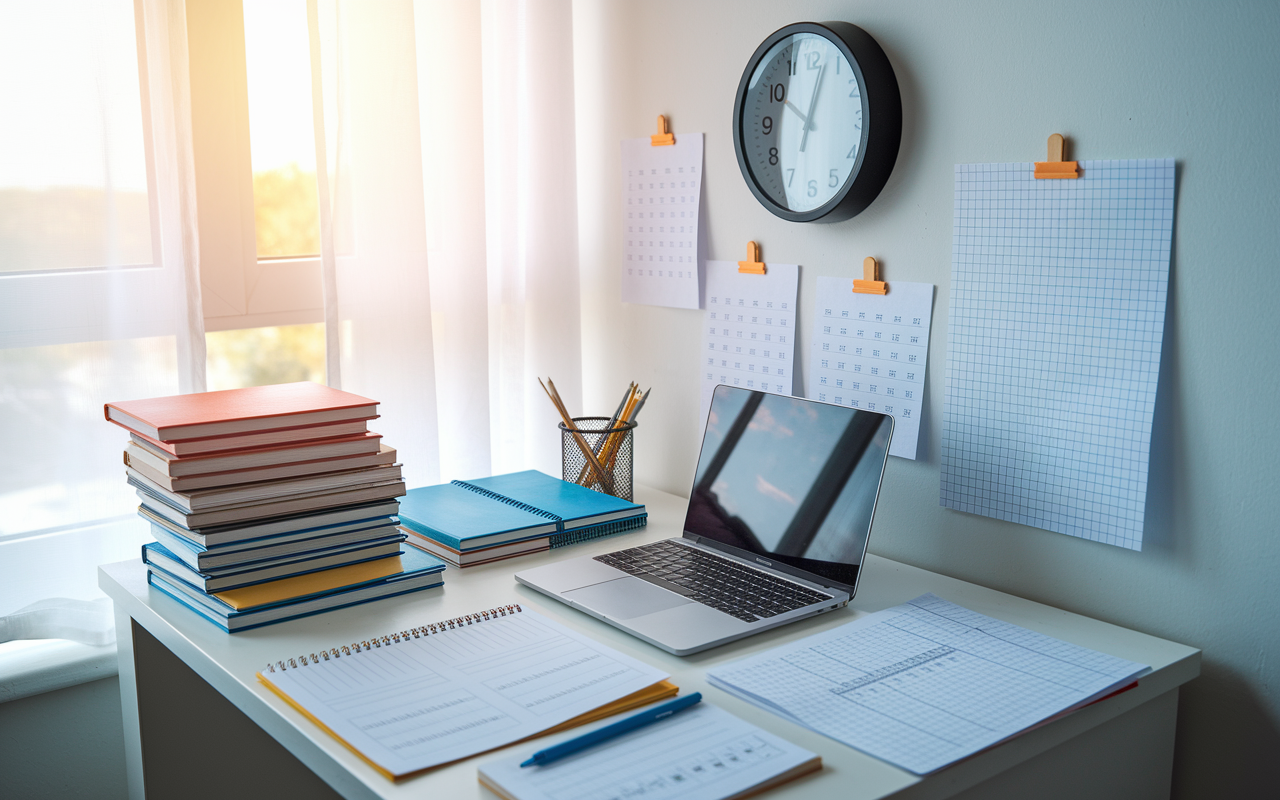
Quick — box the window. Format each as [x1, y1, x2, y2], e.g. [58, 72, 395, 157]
[0, 0, 174, 540]
[193, 0, 325, 389]
[0, 0, 326, 636]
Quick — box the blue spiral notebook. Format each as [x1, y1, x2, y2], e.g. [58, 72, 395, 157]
[399, 470, 647, 554]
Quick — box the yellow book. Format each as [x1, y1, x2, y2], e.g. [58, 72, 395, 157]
[214, 554, 402, 610]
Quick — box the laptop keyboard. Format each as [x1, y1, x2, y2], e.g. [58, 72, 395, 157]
[594, 540, 833, 623]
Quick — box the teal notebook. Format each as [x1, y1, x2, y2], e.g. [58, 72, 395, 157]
[399, 470, 647, 552]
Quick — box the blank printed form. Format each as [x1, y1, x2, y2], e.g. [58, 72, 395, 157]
[479, 703, 819, 800]
[260, 609, 668, 776]
[707, 594, 1148, 774]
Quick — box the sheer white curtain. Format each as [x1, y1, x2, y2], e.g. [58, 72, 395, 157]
[0, 0, 205, 646]
[309, 0, 583, 484]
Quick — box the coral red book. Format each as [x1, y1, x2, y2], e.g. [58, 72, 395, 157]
[129, 417, 375, 457]
[105, 382, 378, 442]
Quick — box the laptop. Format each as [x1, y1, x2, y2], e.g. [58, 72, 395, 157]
[515, 384, 893, 655]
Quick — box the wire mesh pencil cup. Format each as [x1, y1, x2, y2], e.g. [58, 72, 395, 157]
[560, 417, 636, 502]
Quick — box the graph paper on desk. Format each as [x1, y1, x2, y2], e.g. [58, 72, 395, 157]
[941, 159, 1175, 550]
[706, 594, 1149, 775]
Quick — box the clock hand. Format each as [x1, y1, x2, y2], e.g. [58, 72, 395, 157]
[799, 61, 827, 153]
[783, 100, 814, 130]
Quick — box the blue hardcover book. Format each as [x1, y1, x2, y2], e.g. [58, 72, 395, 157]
[147, 547, 447, 633]
[150, 520, 402, 572]
[399, 470, 647, 556]
[138, 500, 401, 548]
[143, 535, 405, 593]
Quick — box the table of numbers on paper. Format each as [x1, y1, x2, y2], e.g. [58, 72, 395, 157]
[620, 134, 704, 309]
[700, 260, 798, 423]
[808, 278, 935, 460]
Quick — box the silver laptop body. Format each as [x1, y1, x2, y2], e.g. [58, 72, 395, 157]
[516, 385, 893, 656]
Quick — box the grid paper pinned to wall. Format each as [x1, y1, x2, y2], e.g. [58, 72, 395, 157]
[941, 159, 1175, 550]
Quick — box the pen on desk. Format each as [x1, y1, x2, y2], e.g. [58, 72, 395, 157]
[520, 692, 702, 768]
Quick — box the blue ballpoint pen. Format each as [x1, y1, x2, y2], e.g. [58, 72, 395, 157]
[519, 692, 703, 768]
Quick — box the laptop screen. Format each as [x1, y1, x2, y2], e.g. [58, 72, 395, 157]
[683, 385, 893, 590]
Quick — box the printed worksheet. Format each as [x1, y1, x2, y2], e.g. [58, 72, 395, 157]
[808, 277, 935, 459]
[479, 703, 820, 800]
[621, 134, 704, 309]
[700, 260, 799, 424]
[942, 159, 1175, 550]
[259, 608, 668, 776]
[707, 594, 1149, 775]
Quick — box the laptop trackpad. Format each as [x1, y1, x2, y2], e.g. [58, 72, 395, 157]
[562, 577, 692, 620]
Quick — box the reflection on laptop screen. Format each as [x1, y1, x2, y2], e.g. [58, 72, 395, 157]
[683, 386, 892, 589]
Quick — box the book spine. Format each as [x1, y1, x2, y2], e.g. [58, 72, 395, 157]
[450, 480, 562, 526]
[264, 604, 524, 672]
[549, 514, 648, 548]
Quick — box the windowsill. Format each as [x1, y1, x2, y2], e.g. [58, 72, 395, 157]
[0, 516, 151, 703]
[0, 638, 118, 703]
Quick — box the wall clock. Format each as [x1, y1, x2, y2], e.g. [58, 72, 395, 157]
[732, 22, 901, 223]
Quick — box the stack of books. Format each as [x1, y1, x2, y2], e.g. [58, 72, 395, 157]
[398, 470, 647, 567]
[105, 382, 445, 632]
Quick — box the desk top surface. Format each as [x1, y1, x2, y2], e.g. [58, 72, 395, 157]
[100, 485, 1199, 800]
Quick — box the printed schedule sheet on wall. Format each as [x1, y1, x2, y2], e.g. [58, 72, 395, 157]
[620, 134, 704, 309]
[942, 159, 1175, 551]
[700, 260, 799, 424]
[808, 277, 935, 460]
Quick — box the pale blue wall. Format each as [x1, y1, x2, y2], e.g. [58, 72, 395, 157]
[574, 1, 1280, 796]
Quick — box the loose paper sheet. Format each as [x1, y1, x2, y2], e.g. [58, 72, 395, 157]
[942, 159, 1175, 550]
[808, 278, 935, 459]
[479, 703, 818, 800]
[707, 594, 1149, 775]
[700, 260, 799, 425]
[620, 134, 704, 309]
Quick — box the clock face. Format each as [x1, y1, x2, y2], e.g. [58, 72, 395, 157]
[740, 32, 865, 214]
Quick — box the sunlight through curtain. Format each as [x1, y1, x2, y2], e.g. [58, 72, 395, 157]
[0, 0, 205, 645]
[308, 0, 583, 486]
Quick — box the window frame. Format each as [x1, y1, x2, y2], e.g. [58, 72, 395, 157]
[186, 0, 323, 334]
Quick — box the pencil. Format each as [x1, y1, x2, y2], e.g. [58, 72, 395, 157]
[604, 387, 649, 473]
[577, 383, 641, 486]
[540, 378, 615, 493]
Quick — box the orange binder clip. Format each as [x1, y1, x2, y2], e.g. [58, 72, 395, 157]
[650, 115, 675, 146]
[1034, 133, 1079, 179]
[738, 241, 766, 274]
[853, 257, 888, 295]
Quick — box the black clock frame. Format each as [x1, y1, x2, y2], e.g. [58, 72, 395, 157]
[732, 21, 901, 223]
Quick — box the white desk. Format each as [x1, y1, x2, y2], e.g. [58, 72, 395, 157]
[100, 485, 1199, 800]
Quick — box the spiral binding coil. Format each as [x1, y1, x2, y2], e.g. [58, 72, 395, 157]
[264, 604, 523, 673]
[549, 514, 648, 548]
[451, 480, 562, 522]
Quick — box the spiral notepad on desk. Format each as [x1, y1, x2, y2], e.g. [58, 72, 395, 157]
[257, 605, 675, 780]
